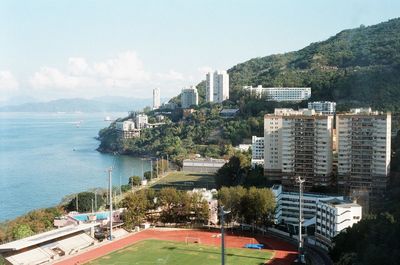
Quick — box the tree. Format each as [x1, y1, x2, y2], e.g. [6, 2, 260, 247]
[144, 171, 152, 181]
[240, 187, 275, 226]
[158, 187, 180, 224]
[66, 192, 104, 212]
[121, 190, 149, 229]
[215, 153, 251, 188]
[218, 186, 246, 223]
[12, 224, 34, 240]
[129, 176, 142, 186]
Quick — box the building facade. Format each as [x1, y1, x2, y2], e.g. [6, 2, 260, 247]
[182, 158, 227, 173]
[308, 101, 336, 114]
[135, 114, 149, 129]
[336, 108, 391, 200]
[251, 136, 264, 167]
[264, 108, 334, 190]
[181, 86, 199, 108]
[271, 185, 344, 225]
[315, 199, 362, 250]
[244, 86, 311, 102]
[206, 72, 213, 102]
[115, 120, 140, 139]
[206, 70, 229, 103]
[153, 88, 161, 109]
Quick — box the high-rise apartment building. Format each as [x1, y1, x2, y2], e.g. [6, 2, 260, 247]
[251, 136, 264, 167]
[205, 72, 213, 102]
[336, 108, 391, 199]
[206, 70, 229, 103]
[308, 101, 336, 114]
[264, 108, 334, 190]
[153, 88, 160, 109]
[181, 86, 199, 108]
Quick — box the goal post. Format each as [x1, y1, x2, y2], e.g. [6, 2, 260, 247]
[185, 237, 201, 244]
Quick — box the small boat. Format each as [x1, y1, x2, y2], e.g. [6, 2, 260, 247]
[104, 116, 111, 121]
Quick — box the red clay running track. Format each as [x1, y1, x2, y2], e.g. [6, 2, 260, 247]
[55, 229, 297, 265]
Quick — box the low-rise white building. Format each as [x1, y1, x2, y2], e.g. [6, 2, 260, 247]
[135, 114, 148, 129]
[115, 120, 140, 139]
[315, 199, 362, 250]
[308, 101, 336, 114]
[251, 136, 264, 167]
[271, 185, 344, 225]
[182, 158, 227, 173]
[244, 86, 311, 102]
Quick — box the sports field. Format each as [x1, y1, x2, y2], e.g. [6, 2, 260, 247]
[86, 239, 272, 265]
[151, 171, 216, 190]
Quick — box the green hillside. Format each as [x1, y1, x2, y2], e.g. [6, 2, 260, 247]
[228, 18, 400, 110]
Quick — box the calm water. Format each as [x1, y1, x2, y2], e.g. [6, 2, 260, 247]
[0, 112, 150, 221]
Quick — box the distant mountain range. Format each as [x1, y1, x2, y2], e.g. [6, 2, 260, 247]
[0, 96, 163, 112]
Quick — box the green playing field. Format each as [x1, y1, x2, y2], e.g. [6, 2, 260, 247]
[86, 239, 273, 265]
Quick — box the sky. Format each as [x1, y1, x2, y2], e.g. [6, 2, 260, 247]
[0, 0, 399, 102]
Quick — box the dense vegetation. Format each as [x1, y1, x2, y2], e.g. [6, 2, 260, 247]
[120, 187, 210, 228]
[0, 207, 64, 243]
[218, 186, 275, 227]
[228, 18, 400, 111]
[97, 104, 266, 163]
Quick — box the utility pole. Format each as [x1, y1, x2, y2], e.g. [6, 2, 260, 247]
[219, 206, 231, 265]
[166, 154, 169, 172]
[150, 159, 153, 180]
[156, 158, 159, 178]
[296, 176, 305, 262]
[161, 156, 164, 175]
[76, 194, 79, 212]
[94, 190, 97, 211]
[119, 175, 122, 196]
[108, 167, 113, 241]
[141, 161, 144, 180]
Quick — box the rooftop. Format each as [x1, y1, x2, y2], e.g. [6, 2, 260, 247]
[0, 223, 98, 252]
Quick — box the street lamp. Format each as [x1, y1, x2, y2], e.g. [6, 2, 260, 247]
[219, 206, 231, 265]
[108, 167, 113, 241]
[296, 176, 305, 262]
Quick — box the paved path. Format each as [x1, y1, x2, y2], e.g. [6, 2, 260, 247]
[55, 228, 297, 265]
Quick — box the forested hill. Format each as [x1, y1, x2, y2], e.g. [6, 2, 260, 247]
[228, 18, 400, 110]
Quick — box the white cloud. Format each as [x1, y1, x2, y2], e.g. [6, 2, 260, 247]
[0, 71, 19, 91]
[67, 57, 89, 75]
[30, 51, 150, 91]
[27, 51, 205, 99]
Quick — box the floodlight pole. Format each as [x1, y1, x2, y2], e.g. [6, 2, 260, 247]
[108, 167, 113, 241]
[296, 176, 305, 260]
[219, 206, 230, 265]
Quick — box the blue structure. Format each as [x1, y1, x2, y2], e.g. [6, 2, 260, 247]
[244, 243, 264, 249]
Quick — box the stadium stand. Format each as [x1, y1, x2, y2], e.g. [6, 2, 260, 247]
[0, 223, 98, 265]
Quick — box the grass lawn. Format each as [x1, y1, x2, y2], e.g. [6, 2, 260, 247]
[86, 239, 272, 265]
[151, 172, 216, 191]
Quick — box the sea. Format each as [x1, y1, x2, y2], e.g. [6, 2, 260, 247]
[0, 112, 151, 222]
